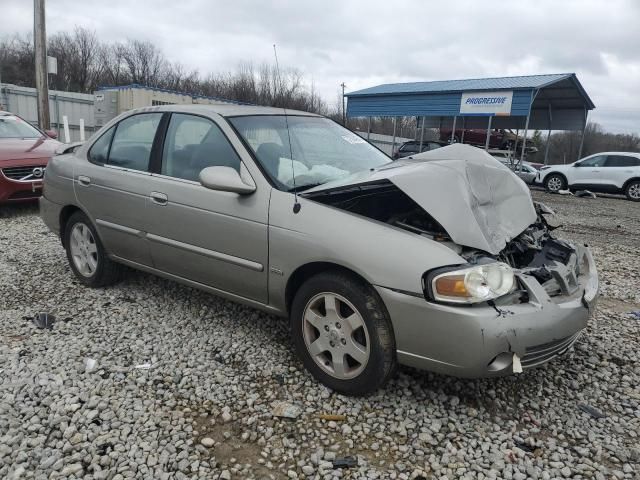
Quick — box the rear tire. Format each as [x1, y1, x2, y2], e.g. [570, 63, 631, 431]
[290, 271, 397, 396]
[64, 211, 122, 287]
[625, 180, 640, 201]
[544, 173, 566, 193]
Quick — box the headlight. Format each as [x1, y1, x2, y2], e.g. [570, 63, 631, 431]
[427, 262, 515, 304]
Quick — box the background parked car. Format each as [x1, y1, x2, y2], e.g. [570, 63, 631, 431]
[439, 128, 517, 149]
[538, 152, 640, 200]
[392, 140, 445, 159]
[0, 111, 61, 203]
[496, 159, 538, 185]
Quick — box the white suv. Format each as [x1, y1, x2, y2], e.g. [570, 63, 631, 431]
[538, 152, 640, 201]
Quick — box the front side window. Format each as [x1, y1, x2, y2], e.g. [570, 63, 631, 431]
[605, 155, 640, 167]
[229, 115, 391, 191]
[108, 113, 162, 171]
[0, 114, 43, 139]
[88, 126, 115, 164]
[161, 114, 241, 181]
[578, 155, 606, 168]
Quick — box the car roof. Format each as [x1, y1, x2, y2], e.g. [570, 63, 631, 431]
[585, 151, 640, 157]
[123, 104, 322, 118]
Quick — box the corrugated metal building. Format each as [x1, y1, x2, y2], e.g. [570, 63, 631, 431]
[94, 84, 242, 127]
[0, 83, 95, 141]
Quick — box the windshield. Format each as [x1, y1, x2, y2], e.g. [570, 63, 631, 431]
[0, 115, 43, 139]
[229, 115, 391, 191]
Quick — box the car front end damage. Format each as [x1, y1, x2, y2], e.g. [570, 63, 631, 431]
[376, 203, 598, 377]
[303, 145, 599, 377]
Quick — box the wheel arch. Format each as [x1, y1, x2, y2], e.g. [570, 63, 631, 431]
[544, 171, 568, 187]
[285, 262, 371, 315]
[59, 204, 92, 247]
[622, 177, 640, 190]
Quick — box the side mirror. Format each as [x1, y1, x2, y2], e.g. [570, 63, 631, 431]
[45, 129, 58, 139]
[199, 166, 256, 195]
[573, 162, 581, 167]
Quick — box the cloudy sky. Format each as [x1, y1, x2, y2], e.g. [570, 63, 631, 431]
[1, 0, 639, 133]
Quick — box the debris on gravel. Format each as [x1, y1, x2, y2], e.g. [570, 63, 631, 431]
[1, 191, 638, 479]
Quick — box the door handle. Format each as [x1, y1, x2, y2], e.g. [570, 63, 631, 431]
[77, 175, 91, 186]
[150, 191, 168, 206]
[592, 170, 600, 173]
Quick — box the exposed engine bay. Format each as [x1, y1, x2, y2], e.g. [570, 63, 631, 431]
[304, 180, 581, 299]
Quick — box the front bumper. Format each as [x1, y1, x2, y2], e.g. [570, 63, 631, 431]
[377, 245, 598, 378]
[0, 169, 44, 203]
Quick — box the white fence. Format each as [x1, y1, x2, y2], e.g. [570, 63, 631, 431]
[0, 83, 96, 142]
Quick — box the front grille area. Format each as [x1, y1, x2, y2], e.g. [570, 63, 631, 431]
[522, 332, 581, 368]
[1, 165, 45, 181]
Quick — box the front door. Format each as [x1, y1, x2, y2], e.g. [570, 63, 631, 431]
[144, 113, 269, 303]
[75, 113, 163, 266]
[571, 154, 607, 187]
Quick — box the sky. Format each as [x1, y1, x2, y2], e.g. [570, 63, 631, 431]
[1, 0, 639, 134]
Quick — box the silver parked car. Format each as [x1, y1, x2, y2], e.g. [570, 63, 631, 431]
[40, 105, 599, 395]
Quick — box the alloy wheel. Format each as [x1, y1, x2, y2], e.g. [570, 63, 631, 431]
[69, 223, 98, 277]
[547, 176, 563, 192]
[302, 292, 370, 380]
[628, 183, 640, 200]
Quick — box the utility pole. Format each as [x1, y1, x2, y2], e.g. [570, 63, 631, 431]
[340, 82, 346, 126]
[34, 0, 50, 130]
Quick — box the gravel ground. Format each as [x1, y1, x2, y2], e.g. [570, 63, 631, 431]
[1, 191, 639, 480]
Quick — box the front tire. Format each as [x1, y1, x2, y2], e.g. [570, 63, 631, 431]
[544, 173, 566, 193]
[625, 180, 640, 201]
[64, 212, 122, 287]
[290, 271, 397, 396]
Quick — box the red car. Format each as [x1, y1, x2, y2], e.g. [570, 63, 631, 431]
[439, 128, 518, 149]
[0, 111, 61, 203]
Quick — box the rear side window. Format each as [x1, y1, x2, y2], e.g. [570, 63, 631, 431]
[606, 155, 640, 167]
[88, 126, 115, 164]
[400, 143, 418, 153]
[107, 113, 162, 171]
[161, 114, 241, 181]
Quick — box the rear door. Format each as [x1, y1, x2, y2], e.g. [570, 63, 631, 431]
[144, 112, 270, 303]
[603, 155, 640, 189]
[75, 112, 163, 265]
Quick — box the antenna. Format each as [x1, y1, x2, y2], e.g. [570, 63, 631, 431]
[273, 44, 301, 214]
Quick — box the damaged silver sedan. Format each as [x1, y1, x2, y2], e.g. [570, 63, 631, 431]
[40, 105, 599, 395]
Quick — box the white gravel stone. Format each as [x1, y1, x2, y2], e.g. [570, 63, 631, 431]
[0, 193, 638, 479]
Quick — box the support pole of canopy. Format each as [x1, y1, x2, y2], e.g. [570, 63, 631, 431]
[367, 116, 371, 141]
[519, 112, 531, 170]
[513, 129, 519, 165]
[391, 117, 397, 158]
[450, 116, 457, 143]
[544, 104, 553, 165]
[460, 117, 465, 143]
[577, 107, 588, 161]
[419, 116, 426, 153]
[484, 116, 492, 151]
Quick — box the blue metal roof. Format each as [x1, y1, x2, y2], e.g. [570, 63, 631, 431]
[345, 73, 594, 130]
[345, 73, 574, 97]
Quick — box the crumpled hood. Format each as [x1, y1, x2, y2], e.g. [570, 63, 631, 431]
[306, 144, 537, 255]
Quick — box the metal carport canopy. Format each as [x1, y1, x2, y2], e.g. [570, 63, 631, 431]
[344, 73, 595, 131]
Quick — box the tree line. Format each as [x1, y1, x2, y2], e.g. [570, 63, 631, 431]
[0, 27, 337, 116]
[1, 27, 637, 162]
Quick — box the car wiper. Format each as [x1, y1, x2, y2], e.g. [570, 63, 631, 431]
[288, 182, 324, 193]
